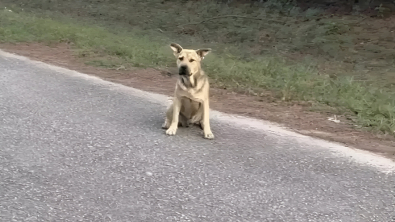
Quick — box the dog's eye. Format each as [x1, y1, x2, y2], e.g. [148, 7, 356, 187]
[179, 57, 184, 61]
[189, 59, 194, 62]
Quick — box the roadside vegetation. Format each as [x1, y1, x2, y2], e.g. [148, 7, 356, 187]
[0, 0, 394, 136]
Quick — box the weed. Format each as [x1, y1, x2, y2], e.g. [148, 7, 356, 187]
[304, 8, 323, 18]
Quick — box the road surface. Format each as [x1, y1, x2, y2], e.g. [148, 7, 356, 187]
[0, 50, 395, 222]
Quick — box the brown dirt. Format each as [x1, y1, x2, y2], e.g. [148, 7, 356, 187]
[1, 42, 395, 159]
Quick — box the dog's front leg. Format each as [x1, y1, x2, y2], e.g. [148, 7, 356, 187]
[202, 99, 214, 139]
[166, 97, 181, 136]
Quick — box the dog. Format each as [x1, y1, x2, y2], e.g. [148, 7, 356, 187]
[162, 43, 214, 139]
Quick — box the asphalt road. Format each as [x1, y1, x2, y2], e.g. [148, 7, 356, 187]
[0, 50, 395, 222]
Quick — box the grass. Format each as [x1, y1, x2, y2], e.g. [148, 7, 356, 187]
[0, 1, 394, 136]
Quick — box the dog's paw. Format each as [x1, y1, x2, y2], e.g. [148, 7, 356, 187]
[162, 122, 169, 129]
[203, 131, 214, 139]
[166, 127, 177, 136]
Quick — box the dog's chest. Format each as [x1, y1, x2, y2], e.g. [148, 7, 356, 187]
[181, 91, 203, 103]
[180, 97, 201, 119]
[177, 84, 204, 103]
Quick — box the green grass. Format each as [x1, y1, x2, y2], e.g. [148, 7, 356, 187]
[0, 4, 394, 136]
[0, 8, 174, 67]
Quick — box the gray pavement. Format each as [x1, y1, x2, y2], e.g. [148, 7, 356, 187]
[0, 50, 395, 222]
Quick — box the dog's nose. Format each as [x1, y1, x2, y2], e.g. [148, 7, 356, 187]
[179, 66, 188, 75]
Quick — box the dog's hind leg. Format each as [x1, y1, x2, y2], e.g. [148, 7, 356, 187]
[165, 98, 181, 136]
[164, 101, 189, 129]
[162, 104, 173, 129]
[196, 121, 204, 130]
[201, 99, 214, 139]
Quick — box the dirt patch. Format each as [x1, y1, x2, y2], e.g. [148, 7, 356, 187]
[1, 42, 395, 159]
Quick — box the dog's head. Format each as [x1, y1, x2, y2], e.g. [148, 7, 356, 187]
[170, 43, 211, 81]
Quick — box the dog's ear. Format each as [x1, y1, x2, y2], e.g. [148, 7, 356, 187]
[196, 48, 211, 59]
[170, 43, 183, 55]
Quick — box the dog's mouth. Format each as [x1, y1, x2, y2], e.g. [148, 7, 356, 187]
[180, 75, 191, 86]
[180, 75, 188, 82]
[179, 71, 193, 76]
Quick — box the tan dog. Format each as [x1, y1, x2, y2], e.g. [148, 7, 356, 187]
[162, 43, 214, 139]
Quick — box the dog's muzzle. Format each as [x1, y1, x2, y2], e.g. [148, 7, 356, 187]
[179, 65, 190, 76]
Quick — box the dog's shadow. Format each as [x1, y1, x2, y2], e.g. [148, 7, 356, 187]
[163, 122, 204, 137]
[140, 114, 204, 138]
